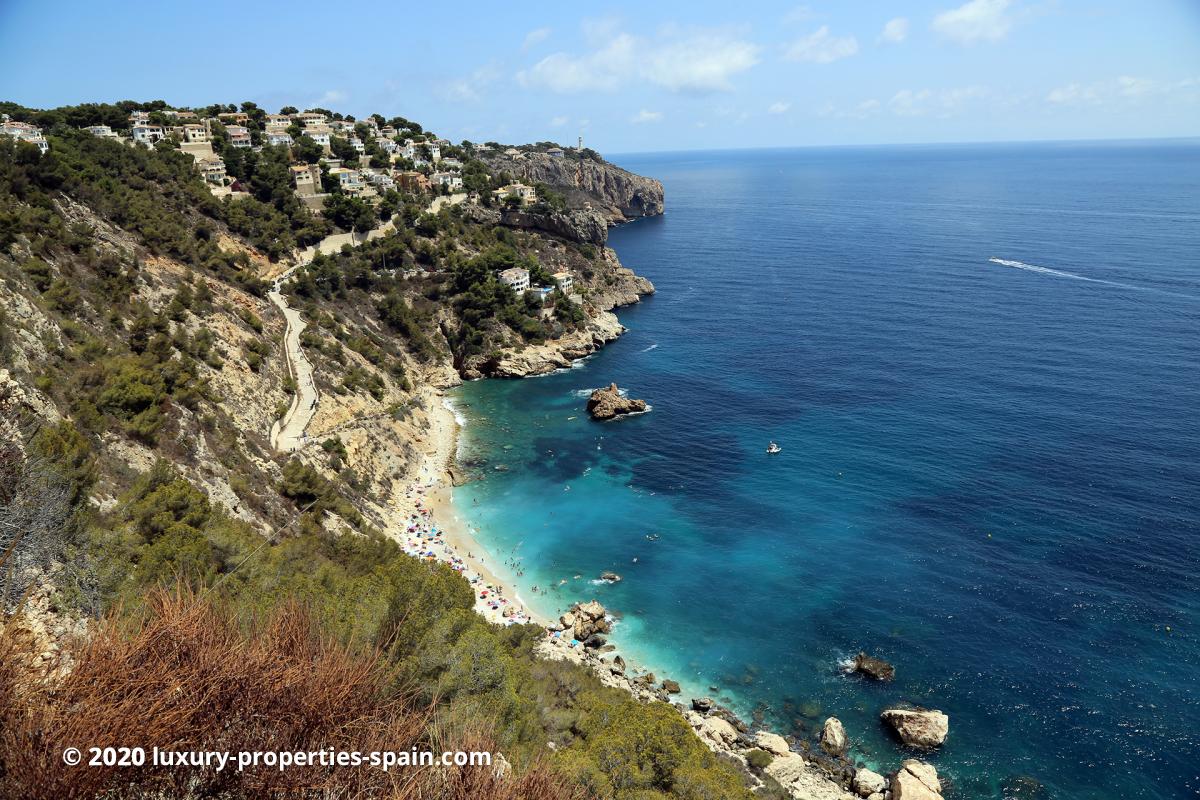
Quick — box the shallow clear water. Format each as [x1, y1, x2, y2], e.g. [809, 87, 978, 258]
[450, 141, 1200, 799]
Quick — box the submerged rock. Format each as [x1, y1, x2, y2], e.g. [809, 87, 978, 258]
[587, 383, 647, 420]
[850, 651, 895, 681]
[881, 708, 949, 749]
[820, 716, 848, 756]
[1000, 775, 1048, 799]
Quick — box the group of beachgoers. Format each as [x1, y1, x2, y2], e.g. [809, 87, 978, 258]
[399, 480, 534, 626]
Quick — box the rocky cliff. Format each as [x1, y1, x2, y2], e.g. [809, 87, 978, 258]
[481, 151, 665, 223]
[464, 205, 610, 245]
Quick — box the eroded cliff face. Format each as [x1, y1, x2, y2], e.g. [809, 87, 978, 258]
[481, 152, 665, 223]
[464, 205, 610, 245]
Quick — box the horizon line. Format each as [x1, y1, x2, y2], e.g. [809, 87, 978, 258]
[605, 134, 1200, 159]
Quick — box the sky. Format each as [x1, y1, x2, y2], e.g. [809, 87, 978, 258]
[1, 0, 1198, 153]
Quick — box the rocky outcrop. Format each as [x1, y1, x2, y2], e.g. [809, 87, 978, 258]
[881, 708, 949, 749]
[698, 715, 738, 748]
[467, 311, 626, 379]
[587, 383, 647, 420]
[853, 767, 887, 797]
[499, 208, 609, 245]
[891, 760, 942, 799]
[820, 717, 848, 756]
[755, 731, 792, 756]
[557, 600, 610, 641]
[480, 151, 665, 223]
[850, 651, 895, 681]
[763, 751, 858, 800]
[599, 571, 622, 584]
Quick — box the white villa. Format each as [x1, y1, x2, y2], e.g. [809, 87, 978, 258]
[132, 124, 166, 146]
[432, 172, 463, 190]
[498, 267, 530, 293]
[328, 166, 364, 193]
[180, 124, 208, 144]
[197, 156, 226, 184]
[552, 271, 574, 293]
[225, 125, 252, 148]
[492, 182, 537, 205]
[0, 117, 48, 153]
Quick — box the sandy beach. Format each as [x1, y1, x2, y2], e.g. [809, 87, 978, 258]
[387, 386, 547, 628]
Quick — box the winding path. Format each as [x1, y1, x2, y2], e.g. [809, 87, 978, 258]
[268, 265, 318, 453]
[266, 192, 468, 452]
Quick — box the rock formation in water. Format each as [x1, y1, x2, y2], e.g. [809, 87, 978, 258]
[881, 708, 949, 749]
[556, 600, 610, 641]
[852, 767, 887, 798]
[820, 717, 849, 756]
[850, 651, 895, 681]
[890, 759, 943, 799]
[587, 383, 648, 420]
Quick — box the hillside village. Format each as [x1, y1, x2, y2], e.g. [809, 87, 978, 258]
[26, 106, 557, 206]
[2, 104, 599, 301]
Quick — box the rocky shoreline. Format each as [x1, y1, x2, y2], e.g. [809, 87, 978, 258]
[533, 601, 950, 800]
[418, 374, 949, 800]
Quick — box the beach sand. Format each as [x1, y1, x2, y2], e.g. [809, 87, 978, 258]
[389, 386, 547, 628]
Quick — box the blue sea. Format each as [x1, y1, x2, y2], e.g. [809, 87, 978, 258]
[449, 141, 1200, 799]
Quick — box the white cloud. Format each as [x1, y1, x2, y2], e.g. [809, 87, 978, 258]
[549, 115, 569, 127]
[811, 97, 883, 120]
[854, 98, 882, 117]
[518, 25, 759, 94]
[767, 101, 791, 114]
[517, 34, 636, 92]
[879, 17, 909, 43]
[441, 64, 502, 102]
[1115, 75, 1157, 97]
[646, 35, 761, 92]
[933, 0, 1014, 44]
[310, 89, 346, 107]
[889, 86, 988, 116]
[1045, 76, 1197, 107]
[522, 27, 551, 50]
[785, 26, 859, 64]
[630, 109, 664, 124]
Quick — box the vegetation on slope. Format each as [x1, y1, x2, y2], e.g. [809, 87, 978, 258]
[0, 101, 754, 800]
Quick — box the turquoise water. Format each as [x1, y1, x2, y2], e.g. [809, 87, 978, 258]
[449, 142, 1200, 799]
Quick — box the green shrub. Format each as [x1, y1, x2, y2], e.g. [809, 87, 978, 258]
[746, 749, 773, 770]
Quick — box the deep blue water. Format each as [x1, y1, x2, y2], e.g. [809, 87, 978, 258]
[449, 141, 1200, 799]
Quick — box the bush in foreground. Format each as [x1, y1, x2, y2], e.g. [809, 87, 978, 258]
[0, 587, 575, 800]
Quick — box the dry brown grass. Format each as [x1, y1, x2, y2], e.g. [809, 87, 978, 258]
[0, 587, 577, 800]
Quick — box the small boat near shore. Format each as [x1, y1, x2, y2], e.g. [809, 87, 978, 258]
[767, 441, 782, 454]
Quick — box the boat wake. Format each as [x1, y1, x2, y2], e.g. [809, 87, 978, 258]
[989, 258, 1197, 300]
[990, 257, 1137, 288]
